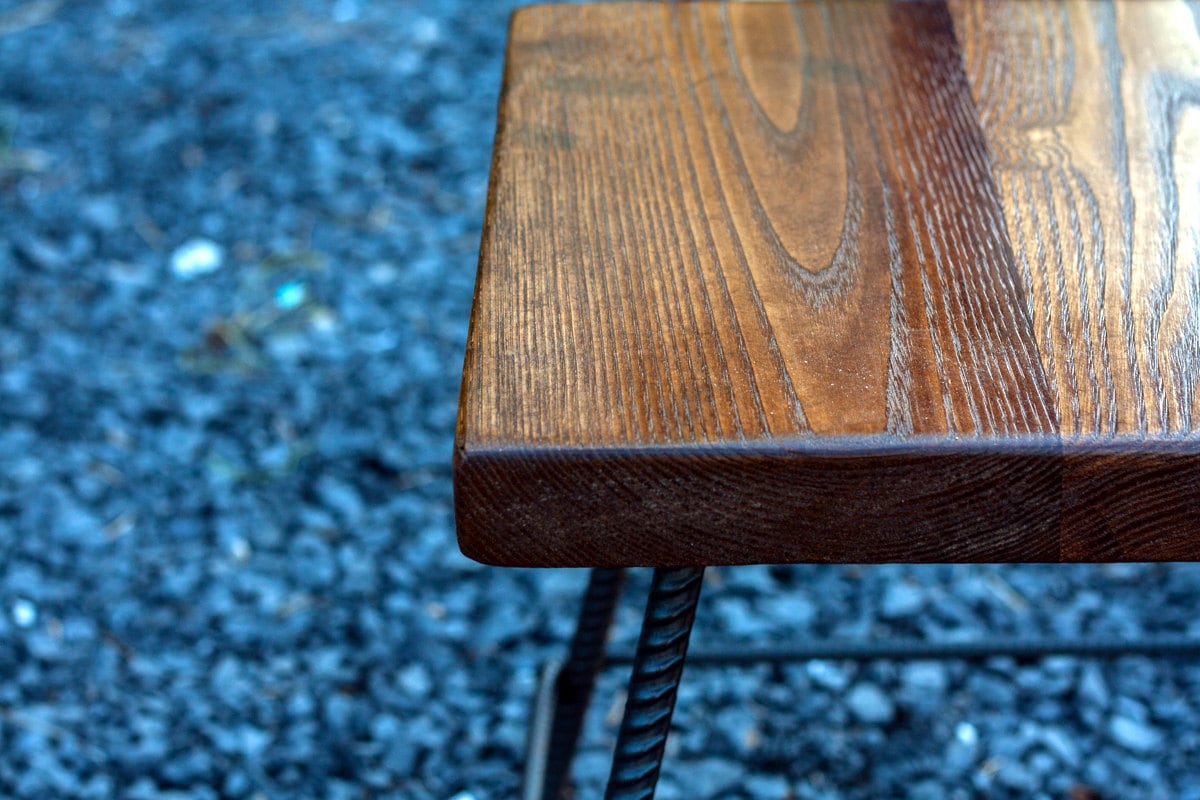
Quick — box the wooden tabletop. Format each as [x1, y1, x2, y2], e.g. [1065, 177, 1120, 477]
[454, 0, 1200, 567]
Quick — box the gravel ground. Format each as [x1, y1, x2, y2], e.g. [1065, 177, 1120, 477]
[3, 2, 1200, 798]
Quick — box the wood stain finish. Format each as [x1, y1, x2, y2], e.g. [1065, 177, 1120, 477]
[455, 1, 1200, 566]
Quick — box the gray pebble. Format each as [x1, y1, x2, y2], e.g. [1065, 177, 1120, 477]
[672, 758, 745, 798]
[995, 759, 1037, 792]
[880, 581, 926, 619]
[714, 596, 776, 638]
[398, 663, 434, 699]
[714, 705, 759, 757]
[846, 682, 896, 725]
[744, 773, 791, 799]
[1110, 716, 1163, 753]
[80, 194, 121, 231]
[316, 475, 366, 523]
[807, 660, 852, 691]
[901, 661, 948, 698]
[1078, 663, 1110, 709]
[1039, 726, 1082, 768]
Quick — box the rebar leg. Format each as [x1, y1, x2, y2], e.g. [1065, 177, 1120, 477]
[605, 567, 705, 800]
[538, 568, 626, 800]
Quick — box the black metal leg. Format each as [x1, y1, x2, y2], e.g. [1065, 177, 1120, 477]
[527, 568, 626, 800]
[605, 567, 705, 800]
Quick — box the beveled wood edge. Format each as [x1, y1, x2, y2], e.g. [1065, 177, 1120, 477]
[453, 436, 1200, 567]
[458, 433, 1200, 460]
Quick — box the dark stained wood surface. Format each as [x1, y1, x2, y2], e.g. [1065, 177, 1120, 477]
[455, 0, 1200, 566]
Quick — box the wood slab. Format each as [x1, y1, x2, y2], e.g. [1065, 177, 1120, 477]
[455, 0, 1200, 566]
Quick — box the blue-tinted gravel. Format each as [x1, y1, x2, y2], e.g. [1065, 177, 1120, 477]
[2, 2, 1200, 798]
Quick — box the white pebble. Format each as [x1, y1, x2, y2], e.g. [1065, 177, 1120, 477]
[230, 537, 251, 563]
[11, 598, 37, 628]
[170, 238, 224, 279]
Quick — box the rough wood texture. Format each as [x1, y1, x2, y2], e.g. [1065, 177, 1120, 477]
[455, 0, 1200, 567]
[951, 0, 1200, 435]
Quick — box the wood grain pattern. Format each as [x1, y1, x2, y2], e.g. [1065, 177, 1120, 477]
[950, 0, 1200, 435]
[455, 1, 1200, 567]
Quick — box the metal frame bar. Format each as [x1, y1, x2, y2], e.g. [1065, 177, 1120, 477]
[606, 633, 1200, 665]
[524, 568, 625, 800]
[525, 568, 1200, 800]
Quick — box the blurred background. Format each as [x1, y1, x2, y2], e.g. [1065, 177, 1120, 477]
[2, 1, 1200, 798]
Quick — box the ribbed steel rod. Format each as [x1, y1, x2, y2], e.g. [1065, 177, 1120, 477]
[605, 633, 1200, 666]
[605, 567, 705, 800]
[539, 568, 626, 800]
